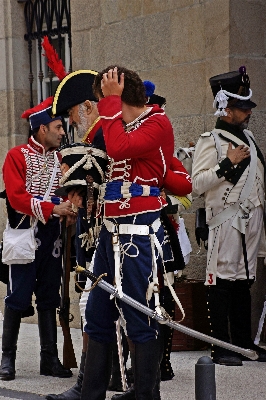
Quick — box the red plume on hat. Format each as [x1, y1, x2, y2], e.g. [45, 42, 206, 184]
[21, 96, 54, 119]
[42, 36, 68, 80]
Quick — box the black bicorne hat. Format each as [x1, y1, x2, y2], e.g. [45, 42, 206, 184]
[147, 93, 166, 109]
[52, 70, 98, 116]
[143, 80, 166, 109]
[55, 143, 108, 197]
[209, 66, 256, 116]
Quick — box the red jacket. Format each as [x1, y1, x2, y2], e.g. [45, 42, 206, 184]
[2, 136, 63, 224]
[98, 96, 174, 217]
[163, 157, 192, 196]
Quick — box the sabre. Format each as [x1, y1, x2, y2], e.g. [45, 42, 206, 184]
[75, 266, 258, 361]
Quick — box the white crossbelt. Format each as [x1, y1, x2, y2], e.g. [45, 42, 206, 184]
[208, 129, 257, 234]
[103, 218, 161, 314]
[103, 218, 185, 320]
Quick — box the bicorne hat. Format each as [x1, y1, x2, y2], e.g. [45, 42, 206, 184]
[54, 143, 108, 197]
[143, 80, 166, 109]
[52, 70, 98, 117]
[209, 66, 256, 117]
[21, 96, 62, 130]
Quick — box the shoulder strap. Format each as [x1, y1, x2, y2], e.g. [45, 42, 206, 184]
[210, 130, 222, 161]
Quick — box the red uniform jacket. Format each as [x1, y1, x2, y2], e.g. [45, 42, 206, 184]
[98, 96, 175, 217]
[2, 136, 63, 224]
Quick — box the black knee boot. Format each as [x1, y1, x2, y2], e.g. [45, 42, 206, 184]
[207, 279, 242, 366]
[111, 371, 161, 400]
[160, 286, 175, 381]
[134, 339, 161, 400]
[108, 340, 124, 391]
[46, 352, 86, 400]
[0, 305, 21, 381]
[38, 309, 72, 378]
[80, 338, 112, 400]
[111, 337, 162, 400]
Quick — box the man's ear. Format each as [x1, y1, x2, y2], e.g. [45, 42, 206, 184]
[225, 107, 232, 117]
[84, 100, 93, 115]
[39, 124, 47, 136]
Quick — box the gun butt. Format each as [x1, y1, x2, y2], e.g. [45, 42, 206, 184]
[63, 336, 78, 369]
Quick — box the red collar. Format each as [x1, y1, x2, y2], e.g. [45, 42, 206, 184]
[82, 118, 102, 144]
[28, 136, 57, 156]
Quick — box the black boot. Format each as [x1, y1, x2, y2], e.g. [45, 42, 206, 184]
[111, 386, 136, 400]
[229, 280, 266, 362]
[160, 326, 175, 381]
[111, 366, 161, 400]
[0, 306, 21, 381]
[160, 286, 175, 381]
[46, 352, 86, 400]
[38, 309, 72, 378]
[80, 338, 112, 400]
[207, 280, 243, 366]
[134, 339, 161, 400]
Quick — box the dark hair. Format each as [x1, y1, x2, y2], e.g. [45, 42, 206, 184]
[93, 65, 146, 107]
[32, 122, 51, 136]
[32, 127, 39, 135]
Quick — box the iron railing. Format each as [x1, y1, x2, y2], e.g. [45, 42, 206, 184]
[21, 0, 72, 107]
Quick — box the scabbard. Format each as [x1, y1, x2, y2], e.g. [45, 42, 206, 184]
[76, 266, 258, 361]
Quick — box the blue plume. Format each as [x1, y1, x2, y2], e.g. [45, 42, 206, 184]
[143, 80, 156, 97]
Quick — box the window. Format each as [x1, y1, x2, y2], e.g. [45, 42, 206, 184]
[37, 35, 70, 103]
[21, 0, 72, 107]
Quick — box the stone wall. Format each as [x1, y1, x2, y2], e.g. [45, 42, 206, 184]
[69, 0, 266, 282]
[0, 0, 266, 332]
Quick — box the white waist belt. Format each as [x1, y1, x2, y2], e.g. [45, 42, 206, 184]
[103, 217, 161, 314]
[103, 218, 161, 236]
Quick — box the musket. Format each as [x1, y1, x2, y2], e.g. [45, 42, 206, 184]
[75, 266, 258, 361]
[59, 219, 78, 369]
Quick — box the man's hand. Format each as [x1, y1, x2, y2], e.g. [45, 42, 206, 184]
[53, 202, 75, 216]
[227, 142, 250, 165]
[67, 189, 84, 208]
[101, 67, 124, 97]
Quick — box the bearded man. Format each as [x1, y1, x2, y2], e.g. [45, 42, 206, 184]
[192, 66, 266, 366]
[46, 70, 106, 400]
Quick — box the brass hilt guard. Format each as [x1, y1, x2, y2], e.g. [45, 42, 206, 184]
[75, 265, 258, 361]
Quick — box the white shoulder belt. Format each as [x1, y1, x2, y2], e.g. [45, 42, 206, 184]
[208, 129, 257, 234]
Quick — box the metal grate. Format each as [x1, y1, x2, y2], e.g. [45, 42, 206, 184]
[21, 0, 72, 107]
